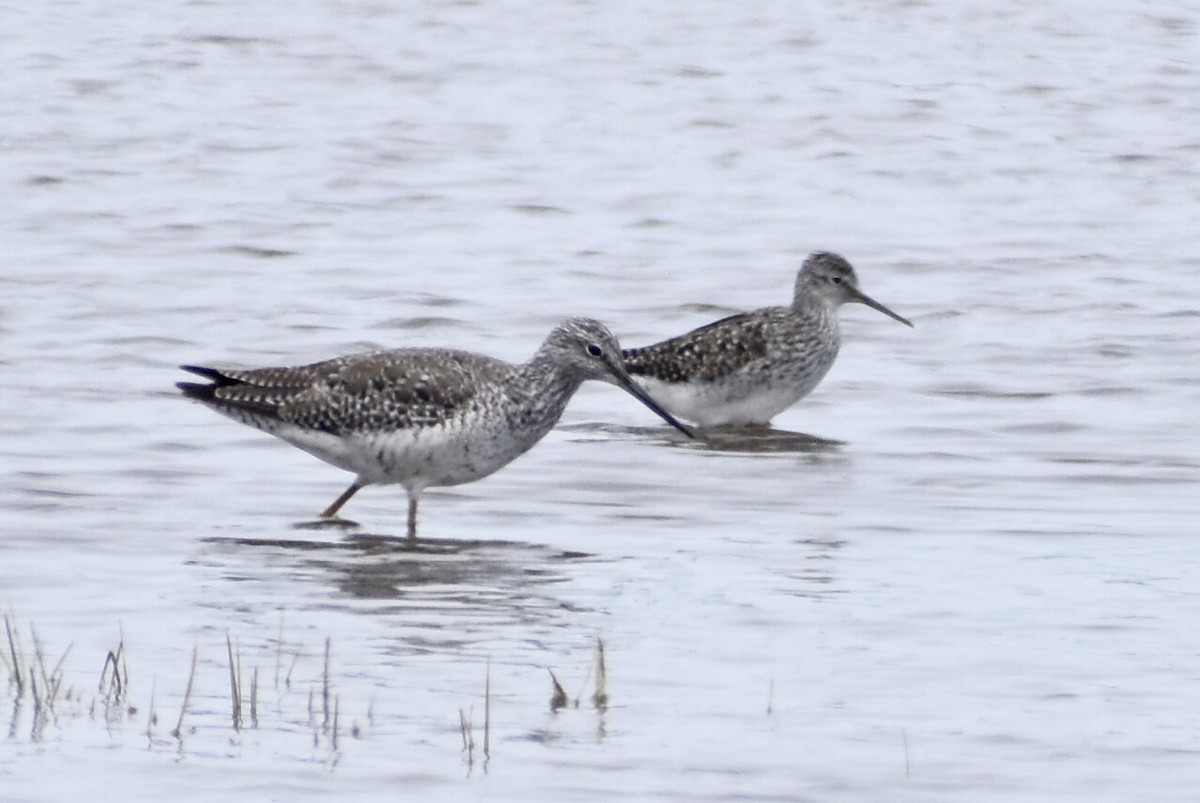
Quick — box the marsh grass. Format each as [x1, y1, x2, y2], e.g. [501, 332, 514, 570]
[0, 615, 354, 761]
[171, 644, 198, 742]
[546, 637, 612, 714]
[591, 638, 608, 712]
[459, 705, 475, 766]
[99, 640, 128, 708]
[484, 660, 491, 758]
[3, 613, 24, 697]
[458, 661, 493, 768]
[547, 669, 568, 712]
[226, 634, 242, 731]
[2, 614, 621, 769]
[221, 633, 260, 732]
[3, 614, 74, 740]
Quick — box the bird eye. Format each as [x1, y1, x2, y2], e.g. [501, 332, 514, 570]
[831, 276, 843, 284]
[586, 343, 603, 357]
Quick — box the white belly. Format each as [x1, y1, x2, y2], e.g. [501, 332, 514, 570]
[265, 418, 538, 493]
[636, 367, 831, 427]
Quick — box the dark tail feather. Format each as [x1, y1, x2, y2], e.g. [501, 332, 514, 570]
[176, 380, 219, 402]
[177, 364, 242, 403]
[177, 365, 283, 419]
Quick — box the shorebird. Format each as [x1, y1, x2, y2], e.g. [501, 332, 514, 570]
[178, 317, 693, 538]
[621, 252, 913, 427]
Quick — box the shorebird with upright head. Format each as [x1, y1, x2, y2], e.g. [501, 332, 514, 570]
[178, 317, 693, 538]
[621, 252, 913, 428]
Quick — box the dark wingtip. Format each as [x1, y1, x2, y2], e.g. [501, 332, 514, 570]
[176, 366, 284, 420]
[176, 380, 216, 402]
[177, 365, 242, 402]
[180, 364, 229, 382]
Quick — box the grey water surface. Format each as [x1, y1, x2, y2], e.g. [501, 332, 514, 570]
[3, 1, 1199, 800]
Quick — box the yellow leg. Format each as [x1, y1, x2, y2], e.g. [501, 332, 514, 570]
[321, 482, 362, 519]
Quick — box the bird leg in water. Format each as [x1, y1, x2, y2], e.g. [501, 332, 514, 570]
[321, 481, 362, 519]
[407, 495, 418, 540]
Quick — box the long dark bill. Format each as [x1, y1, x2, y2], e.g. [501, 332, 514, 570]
[850, 288, 914, 328]
[604, 358, 696, 439]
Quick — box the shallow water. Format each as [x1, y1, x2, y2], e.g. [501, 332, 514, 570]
[3, 0, 1200, 800]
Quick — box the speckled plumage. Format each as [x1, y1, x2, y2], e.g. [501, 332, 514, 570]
[622, 252, 913, 427]
[178, 318, 693, 537]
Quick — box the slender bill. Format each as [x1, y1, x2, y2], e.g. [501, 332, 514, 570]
[603, 358, 697, 438]
[849, 287, 914, 328]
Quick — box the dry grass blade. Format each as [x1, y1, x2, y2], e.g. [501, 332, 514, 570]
[100, 642, 125, 705]
[331, 694, 340, 753]
[903, 729, 911, 777]
[591, 638, 608, 711]
[459, 706, 474, 758]
[29, 627, 70, 717]
[146, 679, 157, 744]
[322, 637, 332, 732]
[285, 651, 300, 689]
[250, 667, 259, 729]
[483, 661, 491, 758]
[274, 611, 285, 691]
[548, 669, 568, 712]
[307, 688, 318, 747]
[3, 614, 24, 695]
[226, 633, 242, 731]
[49, 644, 73, 700]
[40, 640, 69, 714]
[29, 629, 47, 706]
[172, 644, 198, 741]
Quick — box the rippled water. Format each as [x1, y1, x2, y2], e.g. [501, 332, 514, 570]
[4, 1, 1200, 800]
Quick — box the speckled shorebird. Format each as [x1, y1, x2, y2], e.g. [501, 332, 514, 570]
[622, 252, 913, 428]
[177, 318, 694, 538]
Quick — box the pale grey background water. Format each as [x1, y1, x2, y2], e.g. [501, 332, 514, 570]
[3, 1, 1199, 800]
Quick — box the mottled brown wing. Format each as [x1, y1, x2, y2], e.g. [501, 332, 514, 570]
[622, 312, 770, 383]
[179, 349, 506, 433]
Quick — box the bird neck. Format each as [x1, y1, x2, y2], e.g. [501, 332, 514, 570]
[510, 352, 586, 427]
[791, 285, 839, 322]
